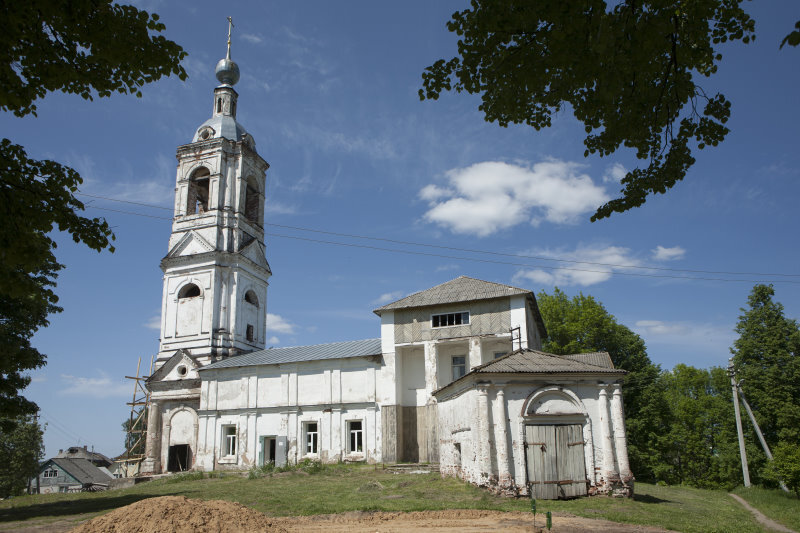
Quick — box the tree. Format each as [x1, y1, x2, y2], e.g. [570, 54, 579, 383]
[764, 443, 800, 498]
[420, 1, 799, 221]
[730, 284, 800, 477]
[0, 415, 45, 497]
[535, 288, 667, 480]
[0, 1, 186, 419]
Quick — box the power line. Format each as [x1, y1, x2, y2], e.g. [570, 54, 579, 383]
[79, 197, 800, 284]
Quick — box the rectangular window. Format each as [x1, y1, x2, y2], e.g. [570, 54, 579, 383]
[246, 324, 254, 342]
[432, 312, 470, 328]
[305, 422, 318, 454]
[494, 351, 507, 359]
[222, 425, 237, 456]
[452, 355, 466, 381]
[347, 420, 363, 453]
[43, 469, 58, 478]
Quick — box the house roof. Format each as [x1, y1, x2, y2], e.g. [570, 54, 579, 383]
[472, 349, 624, 374]
[373, 276, 530, 314]
[49, 458, 113, 485]
[199, 338, 382, 371]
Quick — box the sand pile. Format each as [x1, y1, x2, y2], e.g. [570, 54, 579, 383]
[69, 495, 288, 533]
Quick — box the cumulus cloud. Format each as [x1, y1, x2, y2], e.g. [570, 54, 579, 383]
[513, 245, 641, 287]
[603, 163, 628, 183]
[60, 372, 130, 398]
[420, 160, 609, 236]
[267, 336, 280, 345]
[652, 245, 686, 261]
[634, 320, 736, 350]
[372, 291, 404, 305]
[267, 313, 295, 334]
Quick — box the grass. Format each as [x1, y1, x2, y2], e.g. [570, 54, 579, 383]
[733, 485, 800, 531]
[0, 465, 771, 532]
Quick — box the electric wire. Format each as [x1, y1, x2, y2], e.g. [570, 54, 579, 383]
[78, 197, 800, 285]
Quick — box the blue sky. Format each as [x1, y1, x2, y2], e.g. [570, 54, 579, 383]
[4, 1, 799, 458]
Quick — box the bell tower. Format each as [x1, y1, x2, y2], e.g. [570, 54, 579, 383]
[155, 20, 271, 368]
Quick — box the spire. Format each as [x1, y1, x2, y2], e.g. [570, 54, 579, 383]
[215, 16, 240, 86]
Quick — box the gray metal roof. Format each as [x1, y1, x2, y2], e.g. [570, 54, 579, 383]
[49, 458, 112, 485]
[192, 114, 248, 142]
[473, 349, 624, 374]
[200, 338, 382, 371]
[374, 276, 531, 314]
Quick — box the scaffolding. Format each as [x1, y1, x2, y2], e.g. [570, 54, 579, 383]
[116, 356, 153, 478]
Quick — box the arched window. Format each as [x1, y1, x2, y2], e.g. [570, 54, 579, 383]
[216, 98, 222, 113]
[244, 177, 259, 222]
[178, 283, 201, 299]
[186, 167, 210, 215]
[244, 290, 259, 307]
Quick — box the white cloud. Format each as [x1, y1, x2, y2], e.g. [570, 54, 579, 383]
[652, 245, 686, 261]
[512, 245, 641, 287]
[281, 123, 396, 160]
[241, 33, 263, 44]
[143, 314, 161, 330]
[435, 264, 460, 272]
[634, 320, 736, 350]
[59, 372, 130, 398]
[372, 291, 404, 305]
[267, 313, 296, 334]
[264, 201, 298, 215]
[267, 336, 280, 345]
[420, 160, 609, 236]
[603, 163, 627, 183]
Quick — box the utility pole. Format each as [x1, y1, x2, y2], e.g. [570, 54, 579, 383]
[738, 384, 790, 493]
[729, 359, 750, 487]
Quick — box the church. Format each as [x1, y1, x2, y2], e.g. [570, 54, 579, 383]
[141, 35, 633, 499]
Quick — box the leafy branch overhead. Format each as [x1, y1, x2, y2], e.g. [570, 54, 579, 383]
[420, 1, 798, 220]
[1, 1, 187, 117]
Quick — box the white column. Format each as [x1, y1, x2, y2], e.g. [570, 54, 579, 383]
[611, 384, 632, 479]
[468, 337, 482, 370]
[141, 400, 162, 474]
[597, 385, 618, 483]
[494, 387, 511, 487]
[476, 386, 492, 481]
[423, 341, 439, 396]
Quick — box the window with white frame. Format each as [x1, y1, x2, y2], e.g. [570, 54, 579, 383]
[347, 420, 364, 453]
[304, 422, 318, 454]
[432, 311, 469, 328]
[43, 469, 58, 478]
[452, 355, 466, 381]
[222, 425, 237, 456]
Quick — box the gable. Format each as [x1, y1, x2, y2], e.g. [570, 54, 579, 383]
[166, 231, 215, 258]
[239, 240, 271, 272]
[147, 349, 201, 383]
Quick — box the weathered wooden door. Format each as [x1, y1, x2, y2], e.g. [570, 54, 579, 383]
[525, 424, 587, 499]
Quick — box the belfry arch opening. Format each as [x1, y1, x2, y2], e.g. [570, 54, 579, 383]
[244, 176, 259, 222]
[187, 167, 210, 215]
[178, 283, 201, 299]
[244, 290, 259, 307]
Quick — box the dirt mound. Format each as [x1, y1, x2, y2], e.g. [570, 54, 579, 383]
[69, 495, 288, 533]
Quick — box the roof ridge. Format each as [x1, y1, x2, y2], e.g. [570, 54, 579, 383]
[250, 337, 381, 353]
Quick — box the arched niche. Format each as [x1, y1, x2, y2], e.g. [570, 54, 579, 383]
[243, 175, 260, 223]
[176, 280, 203, 337]
[164, 406, 199, 472]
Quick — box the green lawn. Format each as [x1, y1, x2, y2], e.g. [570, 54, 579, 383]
[0, 465, 769, 532]
[732, 485, 800, 532]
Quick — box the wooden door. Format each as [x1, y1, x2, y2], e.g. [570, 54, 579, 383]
[525, 424, 587, 499]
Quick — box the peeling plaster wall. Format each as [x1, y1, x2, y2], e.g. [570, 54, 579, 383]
[436, 379, 631, 497]
[193, 356, 382, 470]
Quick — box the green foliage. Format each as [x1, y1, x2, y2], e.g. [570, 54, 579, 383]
[121, 416, 145, 457]
[764, 443, 800, 497]
[1, 0, 187, 117]
[731, 285, 800, 449]
[536, 288, 665, 479]
[421, 1, 798, 220]
[0, 415, 44, 498]
[657, 365, 741, 488]
[0, 0, 186, 418]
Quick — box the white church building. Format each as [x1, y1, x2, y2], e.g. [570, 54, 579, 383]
[141, 37, 633, 498]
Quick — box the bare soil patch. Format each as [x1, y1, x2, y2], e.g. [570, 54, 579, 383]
[0, 496, 670, 533]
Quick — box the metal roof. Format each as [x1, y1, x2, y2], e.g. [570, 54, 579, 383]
[473, 349, 624, 374]
[49, 458, 113, 485]
[192, 114, 248, 143]
[200, 338, 382, 371]
[374, 276, 531, 313]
